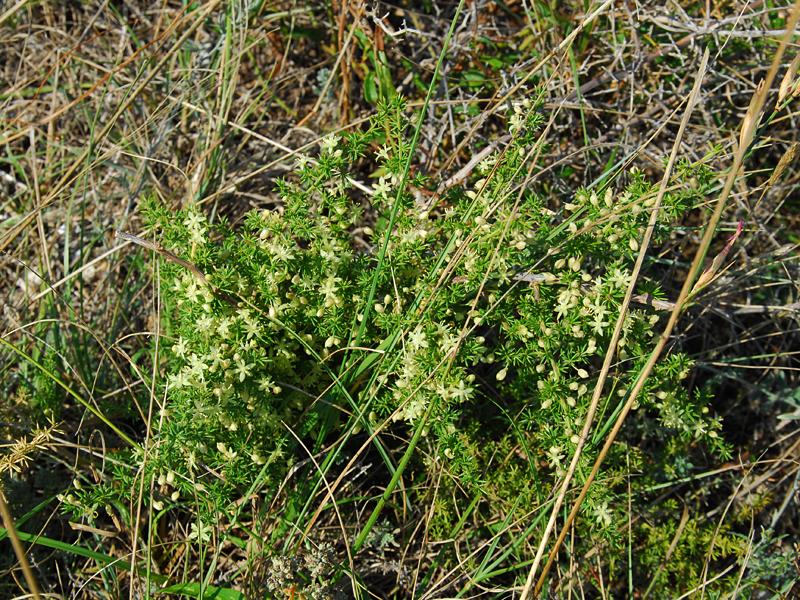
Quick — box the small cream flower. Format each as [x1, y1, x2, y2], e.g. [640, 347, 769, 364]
[320, 134, 339, 154]
[594, 501, 613, 528]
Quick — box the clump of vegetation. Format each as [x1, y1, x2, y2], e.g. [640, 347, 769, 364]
[59, 94, 735, 596]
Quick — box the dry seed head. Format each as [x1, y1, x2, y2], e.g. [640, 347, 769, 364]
[0, 425, 60, 477]
[767, 142, 798, 187]
[778, 54, 800, 106]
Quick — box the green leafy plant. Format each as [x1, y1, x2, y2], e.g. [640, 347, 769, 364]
[55, 92, 750, 597]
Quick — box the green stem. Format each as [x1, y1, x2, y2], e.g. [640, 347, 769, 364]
[348, 0, 466, 552]
[352, 396, 435, 552]
[348, 0, 467, 365]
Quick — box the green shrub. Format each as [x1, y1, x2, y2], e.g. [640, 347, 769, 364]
[61, 93, 742, 596]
